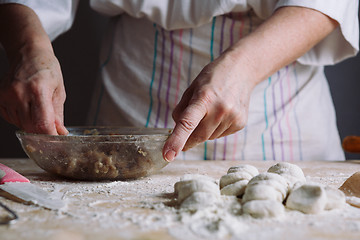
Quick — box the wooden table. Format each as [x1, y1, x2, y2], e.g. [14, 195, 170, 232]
[0, 158, 360, 240]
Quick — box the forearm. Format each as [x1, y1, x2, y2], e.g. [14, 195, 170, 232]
[163, 6, 339, 161]
[0, 3, 67, 135]
[225, 6, 339, 87]
[0, 3, 52, 63]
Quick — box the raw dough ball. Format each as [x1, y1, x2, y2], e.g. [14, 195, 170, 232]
[180, 192, 221, 210]
[242, 183, 284, 203]
[286, 183, 346, 214]
[219, 164, 259, 197]
[227, 165, 259, 176]
[174, 175, 221, 210]
[220, 180, 248, 196]
[242, 200, 285, 218]
[285, 183, 327, 214]
[324, 186, 346, 210]
[180, 174, 217, 183]
[243, 173, 289, 202]
[268, 162, 306, 188]
[219, 172, 252, 189]
[175, 179, 219, 204]
[175, 174, 217, 195]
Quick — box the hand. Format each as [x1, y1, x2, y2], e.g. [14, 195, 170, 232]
[0, 3, 68, 135]
[0, 46, 68, 135]
[162, 52, 255, 161]
[162, 6, 339, 162]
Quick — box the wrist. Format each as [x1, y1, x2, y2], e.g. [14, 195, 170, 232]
[0, 3, 53, 63]
[220, 43, 260, 91]
[7, 37, 53, 69]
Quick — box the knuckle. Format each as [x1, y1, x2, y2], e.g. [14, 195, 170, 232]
[214, 103, 231, 120]
[55, 87, 67, 103]
[8, 82, 25, 102]
[232, 115, 247, 130]
[29, 80, 42, 94]
[178, 117, 197, 132]
[195, 88, 215, 106]
[61, 94, 66, 103]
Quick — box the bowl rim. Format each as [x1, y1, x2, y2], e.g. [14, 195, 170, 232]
[16, 126, 173, 139]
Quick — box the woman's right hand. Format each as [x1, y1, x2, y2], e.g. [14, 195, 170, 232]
[0, 45, 68, 135]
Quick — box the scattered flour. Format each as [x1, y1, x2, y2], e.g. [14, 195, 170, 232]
[2, 161, 360, 240]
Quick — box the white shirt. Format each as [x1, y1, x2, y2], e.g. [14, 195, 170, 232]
[1, 0, 359, 161]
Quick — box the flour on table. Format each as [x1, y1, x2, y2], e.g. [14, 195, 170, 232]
[180, 192, 222, 210]
[4, 160, 360, 240]
[242, 200, 285, 218]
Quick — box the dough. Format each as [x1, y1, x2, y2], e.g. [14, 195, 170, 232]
[227, 165, 259, 176]
[268, 162, 306, 188]
[286, 183, 346, 214]
[219, 165, 259, 197]
[285, 183, 327, 214]
[242, 183, 284, 203]
[324, 186, 346, 210]
[180, 174, 217, 183]
[175, 174, 217, 195]
[180, 192, 221, 210]
[175, 179, 219, 204]
[173, 163, 343, 220]
[174, 176, 221, 210]
[220, 180, 248, 196]
[244, 173, 289, 201]
[219, 172, 252, 189]
[242, 200, 285, 218]
[267, 162, 304, 178]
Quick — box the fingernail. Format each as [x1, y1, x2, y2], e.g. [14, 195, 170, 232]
[164, 150, 176, 162]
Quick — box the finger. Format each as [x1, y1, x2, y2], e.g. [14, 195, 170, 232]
[182, 117, 220, 151]
[163, 101, 207, 162]
[181, 100, 230, 150]
[208, 122, 229, 140]
[218, 125, 243, 139]
[53, 87, 68, 135]
[207, 112, 244, 140]
[16, 101, 34, 132]
[172, 87, 193, 122]
[55, 117, 68, 135]
[30, 92, 58, 135]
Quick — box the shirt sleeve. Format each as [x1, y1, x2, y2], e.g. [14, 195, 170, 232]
[0, 0, 79, 41]
[275, 0, 359, 66]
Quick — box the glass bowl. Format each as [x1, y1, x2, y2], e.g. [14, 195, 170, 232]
[16, 127, 172, 180]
